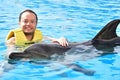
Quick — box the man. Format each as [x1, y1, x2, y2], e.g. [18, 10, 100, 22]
[6, 9, 68, 49]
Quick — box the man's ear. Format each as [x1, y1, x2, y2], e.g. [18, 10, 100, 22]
[18, 22, 20, 25]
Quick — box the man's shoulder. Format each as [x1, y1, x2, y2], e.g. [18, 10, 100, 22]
[11, 28, 22, 32]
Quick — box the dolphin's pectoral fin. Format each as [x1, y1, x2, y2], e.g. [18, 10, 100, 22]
[93, 19, 120, 40]
[65, 63, 95, 76]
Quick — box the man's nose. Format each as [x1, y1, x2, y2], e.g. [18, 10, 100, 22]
[26, 22, 31, 25]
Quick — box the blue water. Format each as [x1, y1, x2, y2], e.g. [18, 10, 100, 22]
[0, 0, 120, 80]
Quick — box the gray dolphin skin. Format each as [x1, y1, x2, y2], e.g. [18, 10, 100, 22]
[9, 19, 120, 76]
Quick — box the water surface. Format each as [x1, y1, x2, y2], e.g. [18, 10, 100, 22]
[0, 0, 120, 80]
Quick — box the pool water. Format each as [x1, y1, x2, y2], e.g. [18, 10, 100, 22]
[0, 0, 120, 80]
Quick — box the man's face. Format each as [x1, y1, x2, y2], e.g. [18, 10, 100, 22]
[19, 12, 37, 34]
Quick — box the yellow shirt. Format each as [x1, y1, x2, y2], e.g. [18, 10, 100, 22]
[6, 28, 43, 47]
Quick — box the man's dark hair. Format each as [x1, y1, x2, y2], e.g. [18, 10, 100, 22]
[19, 9, 38, 23]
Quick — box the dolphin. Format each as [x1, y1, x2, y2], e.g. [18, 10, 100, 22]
[8, 19, 120, 76]
[9, 19, 120, 59]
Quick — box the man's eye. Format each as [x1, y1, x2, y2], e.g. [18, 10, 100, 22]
[24, 20, 28, 23]
[31, 21, 35, 23]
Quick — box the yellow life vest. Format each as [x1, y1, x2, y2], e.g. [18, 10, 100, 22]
[6, 28, 43, 47]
